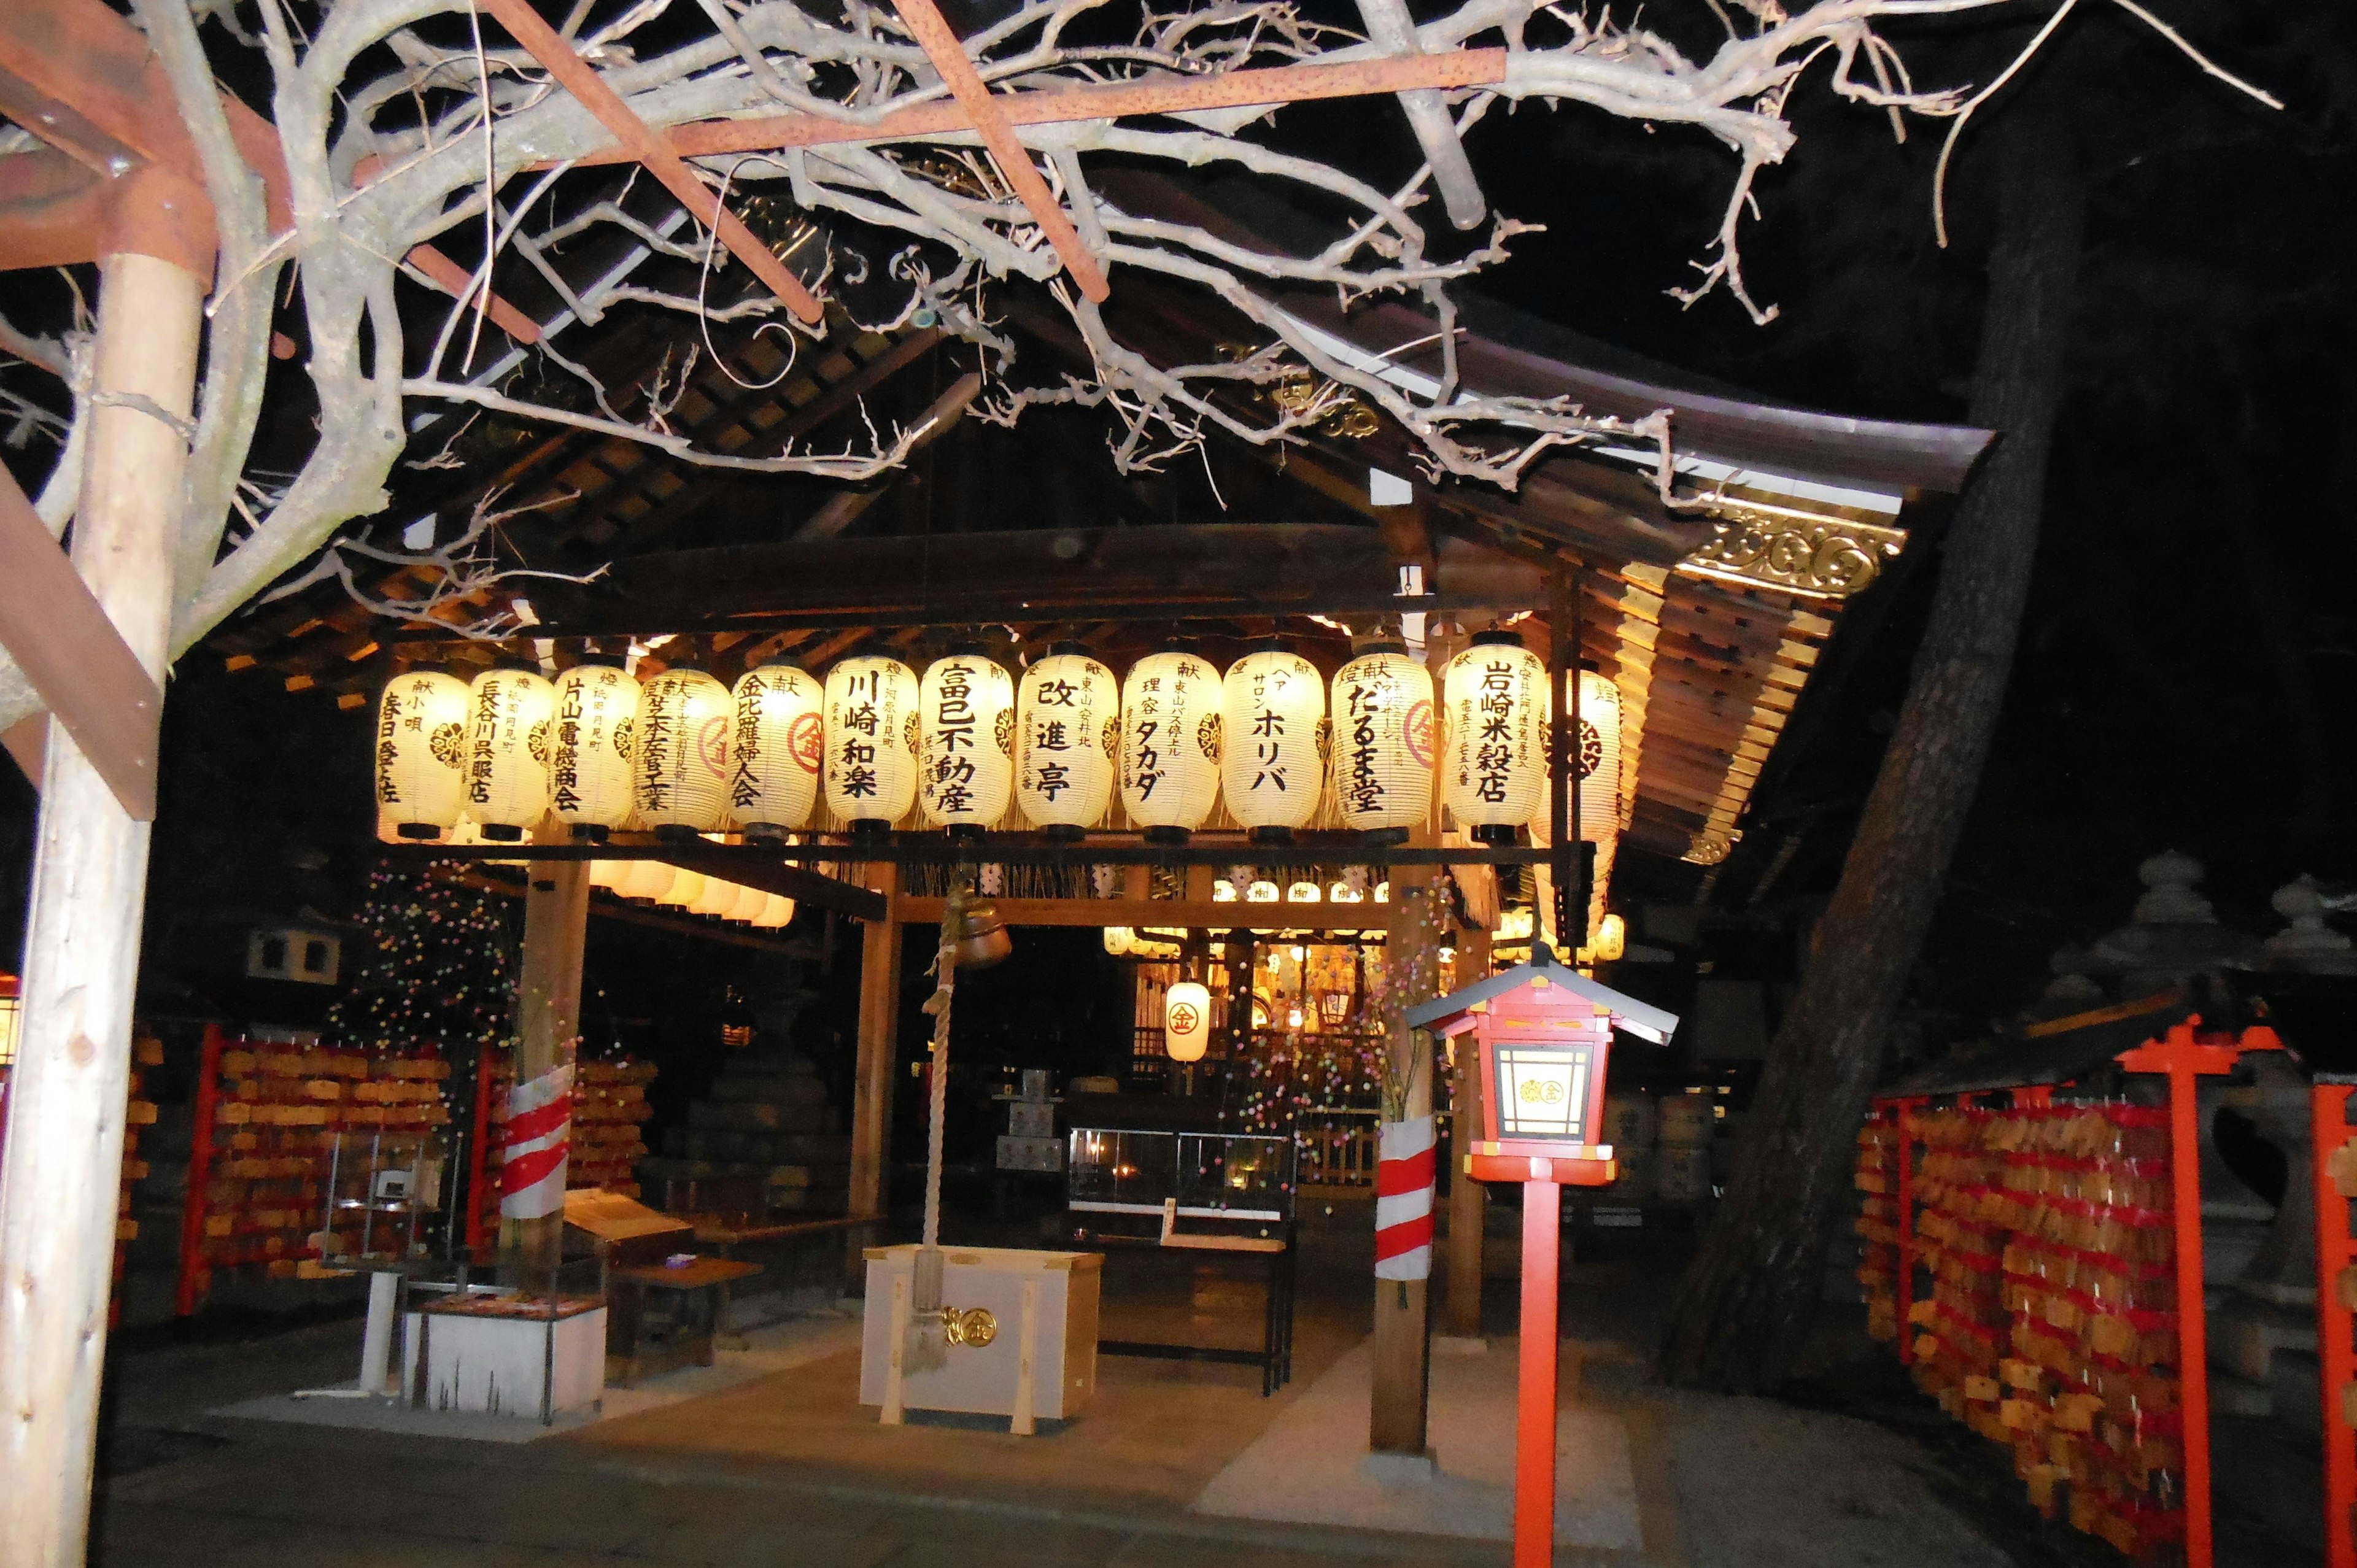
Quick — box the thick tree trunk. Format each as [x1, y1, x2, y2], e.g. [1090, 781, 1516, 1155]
[1658, 106, 2086, 1392]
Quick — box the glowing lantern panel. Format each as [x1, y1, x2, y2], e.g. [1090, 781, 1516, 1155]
[550, 663, 638, 838]
[1331, 646, 1434, 838]
[728, 662, 822, 835]
[1120, 652, 1222, 838]
[1442, 633, 1546, 843]
[1164, 980, 1212, 1063]
[824, 657, 919, 828]
[919, 653, 1015, 832]
[1221, 648, 1325, 836]
[374, 670, 471, 838]
[462, 665, 554, 840]
[633, 668, 732, 835]
[1017, 649, 1117, 834]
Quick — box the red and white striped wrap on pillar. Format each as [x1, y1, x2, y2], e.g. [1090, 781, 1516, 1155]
[1374, 1114, 1437, 1281]
[499, 1062, 575, 1221]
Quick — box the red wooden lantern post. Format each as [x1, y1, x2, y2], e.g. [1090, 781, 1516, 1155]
[1409, 958, 1676, 1568]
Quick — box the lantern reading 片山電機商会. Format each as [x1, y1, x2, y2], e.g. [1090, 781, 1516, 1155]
[550, 660, 638, 841]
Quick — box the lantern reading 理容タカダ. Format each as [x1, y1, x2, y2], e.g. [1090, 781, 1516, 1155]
[1221, 646, 1325, 843]
[1442, 630, 1546, 845]
[463, 663, 554, 841]
[374, 670, 471, 840]
[728, 661, 822, 838]
[824, 656, 919, 833]
[1120, 651, 1221, 843]
[1017, 646, 1117, 838]
[919, 651, 1015, 837]
[1163, 980, 1212, 1063]
[634, 666, 733, 838]
[1331, 643, 1433, 842]
[550, 660, 638, 841]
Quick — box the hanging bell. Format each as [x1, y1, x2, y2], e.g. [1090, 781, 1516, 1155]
[945, 884, 1013, 970]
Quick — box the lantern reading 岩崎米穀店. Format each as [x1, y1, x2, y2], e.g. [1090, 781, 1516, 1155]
[1442, 631, 1546, 846]
[550, 661, 639, 841]
[1221, 647, 1325, 843]
[825, 656, 919, 833]
[1120, 651, 1221, 843]
[463, 663, 555, 841]
[919, 651, 1015, 837]
[1164, 980, 1212, 1062]
[1017, 646, 1117, 838]
[374, 670, 471, 840]
[633, 666, 733, 838]
[728, 662, 822, 838]
[1331, 643, 1433, 842]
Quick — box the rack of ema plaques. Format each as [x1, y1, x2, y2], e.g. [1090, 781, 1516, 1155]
[859, 1246, 1102, 1434]
[1862, 1014, 2284, 1568]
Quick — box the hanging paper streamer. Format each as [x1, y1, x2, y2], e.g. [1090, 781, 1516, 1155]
[1373, 1113, 1436, 1281]
[499, 1062, 576, 1221]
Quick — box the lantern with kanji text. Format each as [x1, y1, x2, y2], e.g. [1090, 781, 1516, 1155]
[728, 660, 822, 838]
[1017, 645, 1117, 837]
[919, 649, 1015, 836]
[549, 659, 638, 841]
[824, 655, 919, 833]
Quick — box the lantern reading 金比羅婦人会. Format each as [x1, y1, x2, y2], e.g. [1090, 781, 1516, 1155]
[1017, 645, 1117, 838]
[634, 666, 732, 838]
[374, 670, 471, 840]
[1442, 630, 1546, 846]
[824, 656, 919, 833]
[1120, 651, 1221, 843]
[550, 660, 639, 841]
[1331, 643, 1433, 843]
[919, 650, 1015, 837]
[728, 661, 822, 838]
[1164, 980, 1212, 1062]
[1221, 646, 1325, 843]
[463, 663, 555, 841]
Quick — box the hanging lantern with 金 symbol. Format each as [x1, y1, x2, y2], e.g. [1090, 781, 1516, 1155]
[1531, 667, 1626, 845]
[374, 669, 471, 840]
[1331, 641, 1434, 842]
[1164, 980, 1212, 1063]
[945, 882, 1012, 970]
[1017, 644, 1118, 838]
[919, 649, 1015, 838]
[461, 663, 554, 841]
[1442, 630, 1546, 845]
[550, 659, 638, 841]
[634, 665, 733, 839]
[728, 660, 823, 838]
[750, 894, 797, 929]
[824, 655, 920, 834]
[1221, 644, 1325, 843]
[1120, 651, 1221, 843]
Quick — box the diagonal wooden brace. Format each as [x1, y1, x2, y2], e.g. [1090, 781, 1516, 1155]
[889, 0, 1110, 303]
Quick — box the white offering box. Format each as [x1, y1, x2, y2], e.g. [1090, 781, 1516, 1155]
[859, 1245, 1101, 1429]
[403, 1298, 606, 1421]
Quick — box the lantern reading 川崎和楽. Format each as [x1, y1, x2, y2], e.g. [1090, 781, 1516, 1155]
[824, 656, 919, 833]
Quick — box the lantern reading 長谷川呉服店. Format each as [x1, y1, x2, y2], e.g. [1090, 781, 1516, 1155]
[1164, 979, 1212, 1062]
[374, 669, 471, 841]
[463, 663, 555, 841]
[550, 660, 638, 841]
[728, 661, 822, 838]
[1017, 645, 1117, 838]
[1442, 631, 1546, 846]
[825, 656, 919, 834]
[919, 650, 1015, 837]
[1120, 651, 1221, 843]
[1331, 643, 1434, 843]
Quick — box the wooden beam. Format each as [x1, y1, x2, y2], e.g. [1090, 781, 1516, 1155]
[793, 371, 983, 541]
[894, 897, 1395, 930]
[846, 866, 902, 1288]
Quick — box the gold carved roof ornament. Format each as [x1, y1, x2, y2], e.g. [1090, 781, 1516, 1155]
[1674, 494, 1907, 600]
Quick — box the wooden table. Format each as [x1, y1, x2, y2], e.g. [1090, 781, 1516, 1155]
[605, 1257, 761, 1385]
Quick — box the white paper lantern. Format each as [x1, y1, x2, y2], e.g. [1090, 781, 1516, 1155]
[1331, 644, 1434, 841]
[721, 882, 770, 922]
[689, 876, 741, 917]
[1531, 668, 1626, 844]
[373, 670, 471, 839]
[550, 661, 639, 840]
[633, 666, 732, 836]
[728, 662, 822, 837]
[1120, 651, 1222, 841]
[655, 868, 706, 908]
[1017, 646, 1117, 837]
[1220, 647, 1324, 841]
[751, 894, 797, 929]
[1441, 631, 1546, 844]
[1103, 926, 1135, 956]
[460, 665, 554, 841]
[588, 860, 625, 889]
[824, 656, 919, 830]
[1164, 980, 1212, 1063]
[919, 651, 1015, 836]
[616, 860, 676, 901]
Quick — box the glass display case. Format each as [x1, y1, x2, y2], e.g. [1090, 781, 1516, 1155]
[1065, 1128, 1295, 1221]
[318, 1128, 449, 1263]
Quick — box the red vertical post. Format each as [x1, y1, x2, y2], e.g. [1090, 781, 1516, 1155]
[2314, 1083, 2355, 1568]
[173, 1023, 225, 1317]
[2165, 1053, 2213, 1568]
[1515, 1176, 1561, 1568]
[1891, 1097, 1922, 1367]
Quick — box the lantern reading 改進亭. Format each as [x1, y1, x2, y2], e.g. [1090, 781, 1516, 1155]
[1221, 646, 1325, 843]
[1120, 651, 1221, 843]
[919, 651, 1015, 838]
[550, 660, 639, 841]
[1442, 631, 1546, 845]
[633, 666, 733, 838]
[462, 664, 554, 841]
[1331, 643, 1434, 843]
[1164, 980, 1212, 1063]
[374, 670, 471, 840]
[728, 662, 822, 838]
[825, 656, 919, 833]
[1017, 645, 1117, 838]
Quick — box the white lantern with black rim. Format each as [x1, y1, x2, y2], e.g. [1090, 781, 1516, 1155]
[1016, 645, 1117, 838]
[1330, 643, 1434, 842]
[751, 894, 797, 929]
[1163, 980, 1212, 1063]
[373, 670, 471, 840]
[918, 649, 1015, 838]
[634, 665, 733, 838]
[824, 655, 919, 833]
[462, 663, 555, 841]
[550, 660, 640, 841]
[728, 661, 822, 838]
[1220, 646, 1325, 843]
[1119, 651, 1221, 843]
[1441, 630, 1546, 844]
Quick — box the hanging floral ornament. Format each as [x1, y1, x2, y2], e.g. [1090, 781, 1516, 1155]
[728, 660, 822, 839]
[919, 648, 1015, 838]
[1120, 650, 1221, 843]
[1221, 644, 1325, 843]
[1442, 630, 1546, 845]
[1016, 644, 1117, 838]
[462, 663, 555, 841]
[374, 669, 471, 840]
[824, 655, 919, 833]
[633, 665, 733, 838]
[1331, 642, 1434, 843]
[550, 659, 638, 841]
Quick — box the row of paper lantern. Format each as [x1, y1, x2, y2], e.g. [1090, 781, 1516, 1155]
[583, 860, 797, 927]
[373, 634, 1621, 844]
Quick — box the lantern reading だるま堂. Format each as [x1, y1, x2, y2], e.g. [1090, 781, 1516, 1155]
[550, 661, 639, 840]
[1442, 631, 1546, 845]
[1017, 646, 1117, 838]
[1221, 647, 1325, 843]
[1164, 980, 1212, 1062]
[374, 670, 471, 840]
[634, 666, 733, 838]
[1331, 644, 1433, 842]
[1120, 651, 1221, 843]
[463, 664, 554, 841]
[728, 662, 822, 838]
[919, 651, 1015, 836]
[824, 656, 919, 833]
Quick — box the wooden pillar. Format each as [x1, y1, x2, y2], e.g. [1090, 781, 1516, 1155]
[1444, 925, 1491, 1338]
[1371, 853, 1439, 1456]
[846, 863, 902, 1288]
[501, 850, 590, 1280]
[0, 249, 203, 1568]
